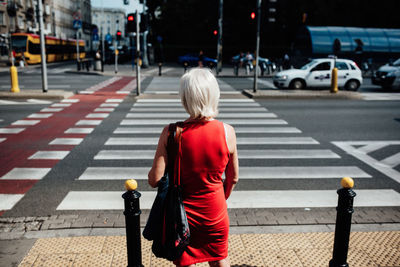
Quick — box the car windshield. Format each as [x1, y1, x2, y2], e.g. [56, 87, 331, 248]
[300, 60, 317, 70]
[393, 58, 400, 66]
[11, 36, 27, 52]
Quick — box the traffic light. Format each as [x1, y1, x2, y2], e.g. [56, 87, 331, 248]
[267, 0, 277, 23]
[213, 30, 218, 36]
[139, 13, 148, 32]
[250, 12, 256, 19]
[116, 30, 122, 41]
[126, 13, 136, 33]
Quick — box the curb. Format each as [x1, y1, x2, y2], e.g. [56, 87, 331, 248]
[65, 70, 104, 76]
[242, 89, 363, 100]
[0, 90, 74, 100]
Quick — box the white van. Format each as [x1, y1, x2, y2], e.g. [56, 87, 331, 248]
[372, 58, 400, 89]
[273, 58, 363, 90]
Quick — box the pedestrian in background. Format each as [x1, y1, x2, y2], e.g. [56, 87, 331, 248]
[198, 50, 204, 67]
[148, 68, 239, 267]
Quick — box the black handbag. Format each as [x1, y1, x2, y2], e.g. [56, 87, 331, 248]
[143, 123, 190, 261]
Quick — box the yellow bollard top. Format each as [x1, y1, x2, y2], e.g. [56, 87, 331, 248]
[341, 177, 354, 189]
[125, 179, 138, 191]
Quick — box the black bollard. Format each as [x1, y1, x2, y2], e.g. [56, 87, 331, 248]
[77, 60, 81, 71]
[329, 177, 356, 267]
[158, 62, 162, 76]
[122, 179, 144, 267]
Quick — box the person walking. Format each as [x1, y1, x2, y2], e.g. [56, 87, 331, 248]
[148, 68, 239, 267]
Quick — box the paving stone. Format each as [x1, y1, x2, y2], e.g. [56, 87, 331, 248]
[0, 218, 14, 223]
[58, 214, 79, 220]
[71, 220, 93, 229]
[24, 217, 36, 222]
[12, 217, 26, 223]
[25, 221, 41, 231]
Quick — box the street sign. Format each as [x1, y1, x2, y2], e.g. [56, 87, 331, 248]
[93, 33, 99, 41]
[105, 33, 112, 43]
[73, 20, 82, 29]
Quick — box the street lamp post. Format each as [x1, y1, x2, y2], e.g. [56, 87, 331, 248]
[216, 0, 223, 75]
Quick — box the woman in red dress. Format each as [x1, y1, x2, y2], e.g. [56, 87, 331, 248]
[148, 68, 239, 266]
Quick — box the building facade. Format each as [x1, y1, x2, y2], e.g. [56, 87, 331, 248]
[92, 7, 126, 49]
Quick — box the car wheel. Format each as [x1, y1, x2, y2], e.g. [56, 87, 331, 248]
[345, 80, 360, 91]
[289, 79, 305, 89]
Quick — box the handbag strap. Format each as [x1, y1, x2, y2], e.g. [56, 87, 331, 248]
[167, 122, 183, 186]
[174, 124, 183, 186]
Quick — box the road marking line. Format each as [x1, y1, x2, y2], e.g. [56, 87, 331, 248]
[65, 128, 94, 134]
[61, 99, 79, 103]
[100, 103, 119, 107]
[26, 99, 52, 104]
[380, 152, 400, 168]
[75, 120, 102, 126]
[0, 194, 24, 210]
[125, 113, 277, 118]
[94, 149, 339, 160]
[56, 189, 400, 210]
[28, 113, 53, 119]
[1, 168, 51, 180]
[51, 103, 71, 107]
[86, 113, 109, 118]
[40, 108, 63, 112]
[121, 119, 288, 125]
[29, 151, 70, 160]
[78, 167, 149, 180]
[0, 138, 5, 143]
[95, 108, 115, 112]
[0, 128, 25, 134]
[12, 120, 40, 126]
[333, 141, 400, 184]
[49, 138, 83, 145]
[106, 99, 123, 103]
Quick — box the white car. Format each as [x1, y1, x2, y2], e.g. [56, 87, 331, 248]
[273, 58, 363, 90]
[372, 58, 400, 89]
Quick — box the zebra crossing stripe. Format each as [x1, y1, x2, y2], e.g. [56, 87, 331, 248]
[238, 166, 370, 178]
[41, 108, 63, 112]
[78, 167, 149, 180]
[95, 108, 115, 112]
[28, 113, 53, 119]
[0, 128, 25, 134]
[121, 119, 288, 125]
[133, 102, 262, 107]
[94, 149, 339, 160]
[65, 128, 94, 134]
[49, 138, 83, 145]
[76, 120, 102, 126]
[0, 138, 5, 143]
[136, 99, 254, 103]
[12, 120, 40, 126]
[86, 113, 109, 118]
[125, 113, 277, 119]
[51, 103, 71, 107]
[56, 189, 400, 210]
[130, 107, 268, 112]
[1, 168, 51, 180]
[104, 137, 319, 145]
[77, 166, 370, 180]
[61, 99, 79, 103]
[29, 151, 70, 160]
[0, 194, 24, 210]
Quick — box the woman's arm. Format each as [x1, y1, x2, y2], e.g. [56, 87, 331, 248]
[223, 123, 239, 199]
[148, 125, 169, 188]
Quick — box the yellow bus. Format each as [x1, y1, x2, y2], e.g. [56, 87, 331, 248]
[11, 33, 85, 65]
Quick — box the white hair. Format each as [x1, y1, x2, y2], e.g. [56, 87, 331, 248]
[179, 68, 220, 119]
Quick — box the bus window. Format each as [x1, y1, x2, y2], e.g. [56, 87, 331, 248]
[11, 36, 27, 52]
[28, 41, 41, 54]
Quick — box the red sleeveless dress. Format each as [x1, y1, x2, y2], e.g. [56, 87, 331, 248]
[174, 119, 230, 266]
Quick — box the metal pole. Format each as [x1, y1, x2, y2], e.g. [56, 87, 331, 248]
[216, 0, 223, 75]
[122, 180, 143, 267]
[253, 0, 261, 93]
[142, 0, 149, 67]
[136, 11, 141, 96]
[76, 30, 80, 71]
[329, 177, 356, 267]
[101, 2, 105, 72]
[114, 39, 118, 74]
[37, 0, 48, 92]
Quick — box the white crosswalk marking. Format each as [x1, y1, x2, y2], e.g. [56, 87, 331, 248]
[0, 128, 25, 134]
[57, 189, 400, 210]
[57, 91, 393, 212]
[0, 194, 24, 210]
[1, 168, 51, 180]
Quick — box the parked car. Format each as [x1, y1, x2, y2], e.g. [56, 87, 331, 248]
[372, 58, 400, 89]
[273, 58, 362, 90]
[178, 53, 217, 68]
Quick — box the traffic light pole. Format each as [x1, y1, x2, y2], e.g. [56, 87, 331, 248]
[136, 11, 141, 96]
[142, 0, 149, 68]
[253, 0, 261, 93]
[216, 0, 223, 75]
[37, 0, 48, 92]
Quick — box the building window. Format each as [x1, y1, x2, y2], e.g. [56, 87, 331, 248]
[18, 16, 24, 29]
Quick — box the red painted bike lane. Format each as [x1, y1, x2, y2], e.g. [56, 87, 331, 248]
[0, 76, 135, 216]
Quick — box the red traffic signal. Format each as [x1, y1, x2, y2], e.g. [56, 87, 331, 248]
[213, 30, 218, 36]
[117, 31, 122, 36]
[127, 15, 134, 21]
[250, 12, 256, 19]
